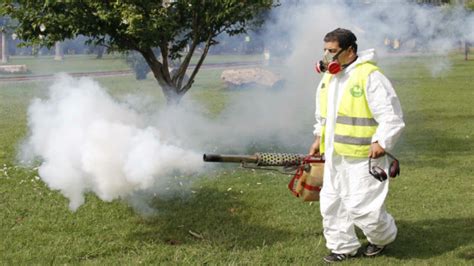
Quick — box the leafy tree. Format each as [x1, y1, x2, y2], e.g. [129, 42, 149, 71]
[1, 1, 277, 104]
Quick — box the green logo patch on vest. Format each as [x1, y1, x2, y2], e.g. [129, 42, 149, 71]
[350, 85, 364, 97]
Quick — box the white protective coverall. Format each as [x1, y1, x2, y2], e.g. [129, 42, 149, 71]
[313, 49, 405, 255]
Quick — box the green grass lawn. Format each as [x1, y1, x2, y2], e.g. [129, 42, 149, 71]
[0, 53, 473, 264]
[1, 54, 130, 76]
[0, 53, 264, 77]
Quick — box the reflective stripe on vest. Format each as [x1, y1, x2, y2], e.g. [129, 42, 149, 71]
[336, 116, 377, 126]
[318, 62, 379, 157]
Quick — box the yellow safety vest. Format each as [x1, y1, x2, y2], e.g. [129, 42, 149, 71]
[319, 62, 379, 157]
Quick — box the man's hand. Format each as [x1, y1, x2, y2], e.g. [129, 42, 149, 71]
[309, 136, 321, 156]
[368, 142, 385, 158]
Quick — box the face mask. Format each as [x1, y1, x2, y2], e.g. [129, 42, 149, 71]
[315, 48, 346, 75]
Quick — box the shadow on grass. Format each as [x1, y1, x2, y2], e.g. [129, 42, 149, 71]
[128, 187, 292, 250]
[387, 218, 474, 260]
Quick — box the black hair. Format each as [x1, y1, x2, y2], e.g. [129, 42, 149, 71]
[324, 28, 358, 53]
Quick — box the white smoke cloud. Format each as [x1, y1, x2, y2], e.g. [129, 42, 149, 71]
[21, 74, 202, 211]
[19, 0, 474, 212]
[262, 0, 474, 81]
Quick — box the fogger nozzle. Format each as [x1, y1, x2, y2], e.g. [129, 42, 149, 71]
[203, 154, 258, 164]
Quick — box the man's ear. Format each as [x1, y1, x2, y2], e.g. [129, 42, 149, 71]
[348, 46, 356, 55]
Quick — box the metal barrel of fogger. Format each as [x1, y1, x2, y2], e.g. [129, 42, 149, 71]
[203, 153, 306, 166]
[203, 154, 258, 164]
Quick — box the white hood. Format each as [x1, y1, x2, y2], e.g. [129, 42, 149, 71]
[356, 48, 377, 64]
[344, 48, 377, 73]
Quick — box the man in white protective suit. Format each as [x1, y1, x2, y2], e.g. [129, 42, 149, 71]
[309, 28, 405, 263]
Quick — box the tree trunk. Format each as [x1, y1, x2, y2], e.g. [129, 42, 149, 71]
[96, 46, 104, 59]
[1, 32, 8, 64]
[465, 40, 470, 61]
[178, 35, 213, 96]
[140, 47, 184, 105]
[54, 41, 63, 61]
[164, 86, 185, 105]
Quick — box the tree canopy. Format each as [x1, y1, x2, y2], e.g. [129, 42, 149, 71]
[2, 0, 277, 103]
